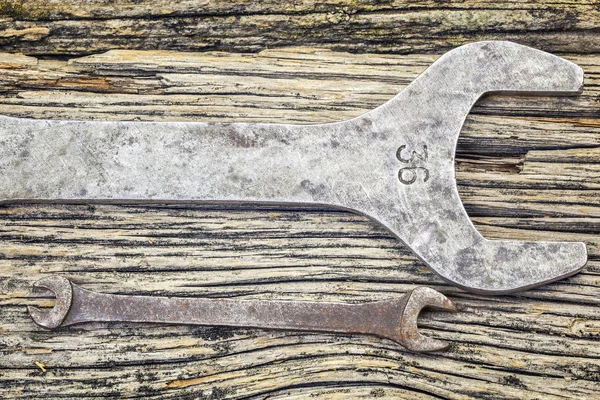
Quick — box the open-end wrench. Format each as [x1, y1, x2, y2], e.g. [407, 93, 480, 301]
[0, 41, 587, 293]
[28, 276, 457, 352]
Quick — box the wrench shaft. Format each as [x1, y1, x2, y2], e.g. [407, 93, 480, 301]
[0, 119, 351, 205]
[66, 284, 394, 337]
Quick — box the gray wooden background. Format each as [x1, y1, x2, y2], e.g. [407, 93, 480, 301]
[0, 1, 599, 399]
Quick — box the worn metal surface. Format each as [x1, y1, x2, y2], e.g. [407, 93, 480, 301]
[0, 41, 587, 294]
[28, 276, 457, 352]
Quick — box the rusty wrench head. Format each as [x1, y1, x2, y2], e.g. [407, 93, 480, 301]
[28, 276, 73, 330]
[29, 276, 456, 352]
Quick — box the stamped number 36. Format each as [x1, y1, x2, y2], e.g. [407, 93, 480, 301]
[397, 144, 430, 185]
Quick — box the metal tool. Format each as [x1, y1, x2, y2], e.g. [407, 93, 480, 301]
[0, 41, 587, 293]
[28, 276, 457, 352]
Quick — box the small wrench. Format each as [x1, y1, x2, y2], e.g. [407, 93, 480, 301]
[0, 41, 587, 293]
[28, 276, 457, 352]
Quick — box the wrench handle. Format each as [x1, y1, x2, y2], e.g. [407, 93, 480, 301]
[64, 284, 398, 337]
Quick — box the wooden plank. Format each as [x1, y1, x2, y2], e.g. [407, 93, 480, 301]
[0, 33, 598, 400]
[0, 1, 600, 55]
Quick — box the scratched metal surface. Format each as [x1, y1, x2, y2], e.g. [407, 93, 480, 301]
[0, 41, 587, 293]
[29, 276, 456, 352]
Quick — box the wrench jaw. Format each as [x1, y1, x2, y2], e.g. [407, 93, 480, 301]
[394, 287, 457, 352]
[28, 276, 73, 329]
[362, 40, 587, 294]
[446, 240, 588, 295]
[440, 41, 584, 96]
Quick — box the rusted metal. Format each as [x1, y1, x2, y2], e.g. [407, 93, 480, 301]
[29, 276, 457, 352]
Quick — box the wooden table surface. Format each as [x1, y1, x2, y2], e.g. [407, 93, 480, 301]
[0, 1, 599, 399]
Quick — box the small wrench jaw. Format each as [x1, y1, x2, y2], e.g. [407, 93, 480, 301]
[28, 276, 73, 329]
[395, 287, 457, 352]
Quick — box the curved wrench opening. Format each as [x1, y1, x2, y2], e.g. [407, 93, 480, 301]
[28, 276, 73, 329]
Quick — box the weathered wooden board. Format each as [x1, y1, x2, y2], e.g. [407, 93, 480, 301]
[0, 1, 600, 55]
[0, 2, 599, 399]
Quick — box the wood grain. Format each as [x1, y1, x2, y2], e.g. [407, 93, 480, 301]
[0, 1, 600, 56]
[0, 4, 599, 399]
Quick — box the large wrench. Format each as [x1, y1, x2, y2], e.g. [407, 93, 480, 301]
[0, 41, 587, 293]
[29, 276, 457, 352]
